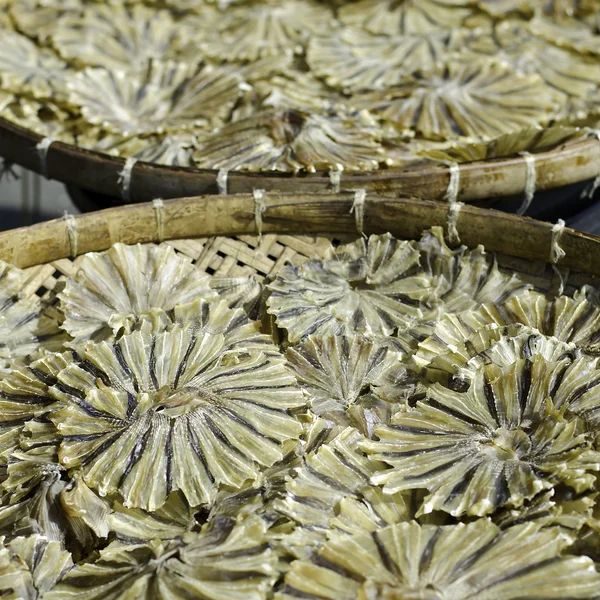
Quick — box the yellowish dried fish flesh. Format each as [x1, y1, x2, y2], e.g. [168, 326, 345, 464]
[308, 28, 460, 93]
[530, 11, 600, 55]
[58, 243, 216, 343]
[171, 299, 279, 356]
[423, 324, 575, 382]
[272, 428, 404, 534]
[9, 0, 81, 41]
[351, 61, 559, 141]
[338, 0, 477, 36]
[267, 233, 431, 342]
[457, 18, 600, 99]
[0, 535, 73, 599]
[194, 109, 383, 172]
[0, 261, 66, 371]
[240, 72, 342, 115]
[416, 125, 586, 163]
[0, 352, 69, 462]
[67, 62, 245, 136]
[107, 493, 195, 542]
[416, 288, 600, 366]
[285, 332, 410, 420]
[268, 229, 527, 345]
[52, 4, 184, 70]
[0, 30, 68, 100]
[199, 0, 335, 62]
[46, 517, 277, 600]
[277, 520, 600, 599]
[49, 326, 305, 511]
[363, 360, 600, 517]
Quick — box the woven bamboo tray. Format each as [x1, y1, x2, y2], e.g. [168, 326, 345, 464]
[1, 193, 599, 299]
[2, 117, 600, 207]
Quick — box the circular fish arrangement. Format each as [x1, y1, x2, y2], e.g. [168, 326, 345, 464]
[0, 0, 599, 173]
[1, 227, 600, 596]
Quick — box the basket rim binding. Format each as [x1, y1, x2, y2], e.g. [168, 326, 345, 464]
[2, 117, 600, 205]
[0, 192, 599, 294]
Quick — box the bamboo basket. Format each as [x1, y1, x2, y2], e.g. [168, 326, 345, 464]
[1, 192, 599, 295]
[2, 117, 600, 207]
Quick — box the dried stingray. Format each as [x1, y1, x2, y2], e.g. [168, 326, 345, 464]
[197, 0, 335, 62]
[307, 28, 461, 93]
[45, 517, 277, 600]
[351, 61, 559, 141]
[416, 287, 600, 367]
[67, 61, 245, 136]
[193, 109, 384, 172]
[0, 534, 73, 599]
[51, 4, 184, 71]
[416, 125, 586, 163]
[363, 359, 600, 517]
[338, 0, 477, 36]
[58, 243, 217, 343]
[277, 520, 600, 599]
[49, 326, 306, 511]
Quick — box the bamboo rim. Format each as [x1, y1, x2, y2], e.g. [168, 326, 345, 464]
[2, 118, 600, 205]
[1, 193, 599, 289]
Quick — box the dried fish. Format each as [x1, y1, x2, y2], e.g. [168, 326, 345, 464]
[199, 0, 335, 62]
[9, 0, 81, 41]
[338, 0, 477, 36]
[308, 28, 460, 93]
[0, 261, 66, 371]
[0, 30, 68, 100]
[0, 535, 73, 599]
[285, 332, 412, 425]
[46, 517, 277, 600]
[58, 243, 216, 344]
[530, 11, 600, 56]
[272, 427, 411, 558]
[363, 360, 600, 517]
[416, 288, 600, 367]
[457, 18, 600, 99]
[193, 109, 383, 172]
[67, 62, 245, 136]
[52, 4, 184, 70]
[0, 352, 69, 462]
[351, 61, 559, 141]
[422, 323, 575, 382]
[277, 520, 600, 599]
[268, 229, 527, 345]
[49, 326, 306, 511]
[417, 125, 586, 163]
